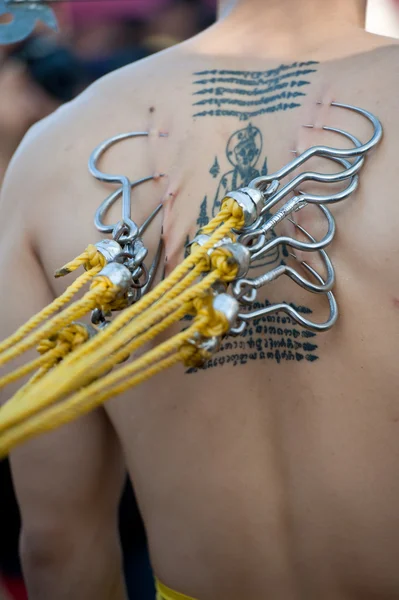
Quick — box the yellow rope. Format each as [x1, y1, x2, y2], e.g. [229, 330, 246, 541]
[0, 294, 231, 457]
[0, 321, 205, 458]
[0, 277, 116, 372]
[0, 354, 181, 458]
[1, 216, 239, 407]
[54, 244, 106, 278]
[0, 353, 58, 390]
[0, 324, 90, 390]
[3, 242, 239, 424]
[0, 199, 244, 454]
[0, 271, 220, 430]
[0, 264, 102, 356]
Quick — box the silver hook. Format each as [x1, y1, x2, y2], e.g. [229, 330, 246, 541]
[241, 125, 365, 255]
[232, 268, 338, 334]
[259, 126, 364, 214]
[94, 176, 160, 236]
[141, 237, 164, 296]
[233, 233, 335, 304]
[249, 102, 382, 194]
[231, 229, 338, 334]
[249, 203, 336, 263]
[242, 154, 358, 255]
[90, 132, 149, 242]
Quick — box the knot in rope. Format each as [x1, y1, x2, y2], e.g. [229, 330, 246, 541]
[54, 245, 106, 278]
[210, 247, 239, 282]
[83, 245, 107, 272]
[180, 343, 212, 369]
[192, 295, 230, 339]
[90, 276, 123, 311]
[221, 198, 245, 229]
[200, 197, 243, 235]
[187, 250, 211, 272]
[37, 324, 89, 367]
[56, 324, 90, 349]
[36, 338, 57, 355]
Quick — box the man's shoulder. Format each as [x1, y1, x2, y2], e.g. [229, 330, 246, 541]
[2, 44, 187, 211]
[25, 46, 182, 150]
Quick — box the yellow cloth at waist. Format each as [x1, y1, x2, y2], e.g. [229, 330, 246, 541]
[155, 578, 197, 600]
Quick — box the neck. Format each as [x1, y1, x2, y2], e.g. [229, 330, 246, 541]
[213, 0, 368, 58]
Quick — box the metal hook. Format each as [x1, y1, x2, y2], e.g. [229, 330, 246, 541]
[231, 269, 338, 334]
[231, 225, 338, 334]
[233, 232, 335, 304]
[94, 176, 159, 236]
[241, 153, 358, 255]
[248, 203, 336, 263]
[250, 102, 382, 194]
[90, 131, 149, 242]
[141, 237, 164, 296]
[259, 126, 364, 214]
[230, 263, 339, 336]
[241, 125, 364, 256]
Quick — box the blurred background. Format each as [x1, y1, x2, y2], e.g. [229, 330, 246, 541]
[0, 1, 398, 599]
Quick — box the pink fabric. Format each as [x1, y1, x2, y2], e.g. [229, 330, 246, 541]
[69, 0, 172, 25]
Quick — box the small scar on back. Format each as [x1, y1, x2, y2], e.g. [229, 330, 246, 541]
[393, 298, 399, 309]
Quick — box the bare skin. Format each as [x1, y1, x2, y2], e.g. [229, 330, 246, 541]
[1, 1, 399, 598]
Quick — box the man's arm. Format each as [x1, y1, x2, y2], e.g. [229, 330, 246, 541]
[0, 124, 127, 600]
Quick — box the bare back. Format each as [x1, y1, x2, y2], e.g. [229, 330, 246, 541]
[1, 27, 399, 600]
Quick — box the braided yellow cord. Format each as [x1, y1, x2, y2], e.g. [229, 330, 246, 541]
[54, 244, 106, 278]
[0, 353, 60, 390]
[0, 265, 102, 356]
[0, 279, 116, 371]
[4, 217, 237, 403]
[2, 243, 238, 424]
[0, 271, 221, 430]
[0, 322, 204, 458]
[0, 324, 90, 390]
[0, 200, 244, 455]
[0, 325, 90, 430]
[200, 197, 243, 235]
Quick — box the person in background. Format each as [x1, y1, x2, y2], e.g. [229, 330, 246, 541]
[0, 48, 58, 181]
[64, 0, 215, 83]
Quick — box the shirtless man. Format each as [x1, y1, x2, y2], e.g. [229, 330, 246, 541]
[0, 0, 398, 598]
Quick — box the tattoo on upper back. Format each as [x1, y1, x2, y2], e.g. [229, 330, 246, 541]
[185, 119, 321, 371]
[192, 61, 319, 120]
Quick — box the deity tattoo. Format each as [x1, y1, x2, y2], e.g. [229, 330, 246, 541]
[195, 121, 286, 268]
[186, 120, 320, 370]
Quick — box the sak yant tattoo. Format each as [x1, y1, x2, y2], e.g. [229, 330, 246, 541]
[186, 302, 320, 374]
[195, 122, 287, 269]
[192, 61, 319, 120]
[186, 122, 321, 369]
[182, 101, 382, 371]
